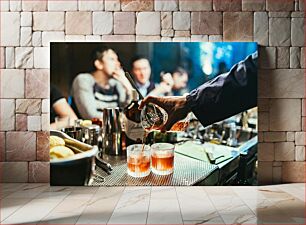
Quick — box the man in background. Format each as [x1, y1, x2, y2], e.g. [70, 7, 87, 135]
[130, 56, 174, 97]
[171, 67, 189, 96]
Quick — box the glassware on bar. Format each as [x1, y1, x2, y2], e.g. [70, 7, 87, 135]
[151, 143, 174, 175]
[127, 144, 151, 178]
[140, 103, 168, 131]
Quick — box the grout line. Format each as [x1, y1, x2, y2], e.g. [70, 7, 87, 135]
[174, 186, 185, 224]
[145, 186, 152, 225]
[105, 186, 127, 225]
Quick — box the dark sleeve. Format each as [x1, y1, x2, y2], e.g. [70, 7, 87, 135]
[50, 84, 64, 106]
[186, 52, 258, 127]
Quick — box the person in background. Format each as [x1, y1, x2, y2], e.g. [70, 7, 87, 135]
[50, 84, 78, 129]
[130, 56, 174, 97]
[139, 52, 258, 132]
[170, 67, 189, 96]
[71, 47, 133, 119]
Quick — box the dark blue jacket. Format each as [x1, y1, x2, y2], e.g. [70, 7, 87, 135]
[186, 52, 258, 127]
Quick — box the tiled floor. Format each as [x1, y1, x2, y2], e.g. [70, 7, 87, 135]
[0, 183, 305, 224]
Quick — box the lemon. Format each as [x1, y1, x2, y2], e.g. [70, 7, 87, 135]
[50, 136, 65, 148]
[50, 146, 74, 159]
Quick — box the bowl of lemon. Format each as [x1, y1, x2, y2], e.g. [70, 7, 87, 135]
[50, 130, 98, 186]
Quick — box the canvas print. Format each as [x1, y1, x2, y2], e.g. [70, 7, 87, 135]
[50, 42, 258, 186]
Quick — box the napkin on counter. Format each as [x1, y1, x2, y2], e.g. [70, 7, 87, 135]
[175, 141, 233, 164]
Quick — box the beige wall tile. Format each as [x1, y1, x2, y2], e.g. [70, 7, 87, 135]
[16, 114, 27, 131]
[10, 0, 22, 12]
[191, 35, 208, 42]
[258, 161, 273, 185]
[22, 0, 47, 11]
[275, 142, 295, 161]
[25, 69, 50, 98]
[48, 0, 77, 11]
[41, 113, 50, 131]
[258, 112, 269, 131]
[0, 162, 28, 182]
[33, 47, 50, 68]
[208, 35, 222, 42]
[291, 18, 304, 47]
[37, 131, 49, 161]
[0, 47, 4, 69]
[101, 35, 135, 42]
[136, 12, 160, 35]
[15, 47, 33, 68]
[0, 132, 5, 161]
[290, 47, 301, 69]
[295, 132, 305, 146]
[223, 12, 253, 41]
[264, 132, 286, 142]
[259, 69, 304, 98]
[66, 12, 92, 35]
[276, 47, 290, 68]
[191, 12, 222, 35]
[93, 12, 113, 35]
[258, 98, 270, 112]
[105, 0, 120, 11]
[173, 12, 190, 30]
[155, 0, 178, 11]
[42, 32, 65, 47]
[65, 35, 86, 41]
[78, 0, 104, 11]
[0, 99, 15, 131]
[114, 12, 135, 35]
[20, 27, 32, 47]
[32, 31, 42, 47]
[258, 47, 276, 69]
[179, 0, 212, 11]
[1, 0, 9, 11]
[295, 146, 305, 161]
[33, 12, 64, 31]
[258, 143, 274, 161]
[27, 115, 41, 131]
[282, 162, 306, 182]
[266, 0, 294, 11]
[270, 99, 301, 131]
[20, 12, 32, 27]
[29, 161, 49, 183]
[269, 18, 290, 46]
[1, 12, 20, 46]
[286, 132, 295, 142]
[16, 99, 41, 115]
[0, 69, 24, 98]
[213, 0, 242, 11]
[242, 0, 265, 11]
[6, 131, 36, 161]
[136, 35, 161, 42]
[161, 12, 172, 29]
[254, 12, 268, 46]
[161, 29, 174, 37]
[121, 0, 153, 11]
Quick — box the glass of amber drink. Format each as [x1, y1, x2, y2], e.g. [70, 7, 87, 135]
[127, 144, 151, 178]
[151, 143, 175, 175]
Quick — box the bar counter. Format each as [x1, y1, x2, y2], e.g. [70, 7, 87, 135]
[90, 136, 257, 186]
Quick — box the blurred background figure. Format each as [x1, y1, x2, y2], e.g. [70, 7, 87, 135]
[71, 47, 133, 119]
[130, 56, 174, 97]
[170, 67, 189, 96]
[216, 61, 228, 76]
[50, 84, 78, 129]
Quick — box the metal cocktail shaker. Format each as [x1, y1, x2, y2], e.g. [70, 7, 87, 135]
[102, 107, 123, 156]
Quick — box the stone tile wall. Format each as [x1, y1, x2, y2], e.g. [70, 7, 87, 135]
[0, 0, 305, 184]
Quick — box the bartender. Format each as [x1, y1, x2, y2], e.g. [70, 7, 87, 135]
[139, 52, 258, 132]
